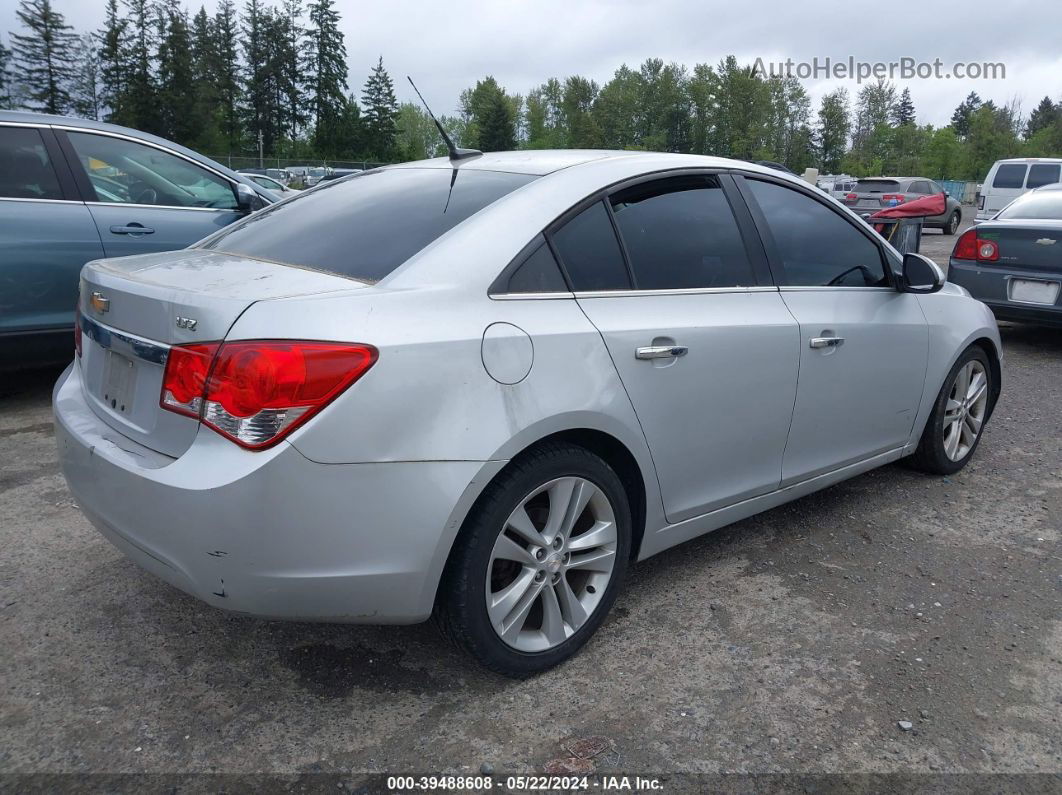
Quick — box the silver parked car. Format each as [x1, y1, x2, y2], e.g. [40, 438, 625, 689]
[54, 151, 1002, 676]
[842, 176, 963, 234]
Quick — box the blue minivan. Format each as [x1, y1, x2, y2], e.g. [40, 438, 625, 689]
[1, 112, 275, 369]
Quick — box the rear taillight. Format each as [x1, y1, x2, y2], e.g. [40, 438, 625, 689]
[953, 228, 999, 262]
[882, 193, 907, 203]
[845, 192, 857, 201]
[74, 304, 83, 357]
[161, 340, 377, 449]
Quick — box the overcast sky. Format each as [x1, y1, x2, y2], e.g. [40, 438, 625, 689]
[4, 0, 1061, 127]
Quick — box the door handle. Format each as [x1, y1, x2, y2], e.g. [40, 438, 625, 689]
[636, 345, 688, 360]
[109, 224, 155, 235]
[809, 336, 845, 349]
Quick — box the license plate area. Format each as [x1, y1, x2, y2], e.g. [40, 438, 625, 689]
[102, 350, 137, 414]
[1008, 277, 1061, 305]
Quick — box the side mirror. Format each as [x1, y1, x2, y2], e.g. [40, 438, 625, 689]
[236, 183, 265, 213]
[900, 253, 945, 294]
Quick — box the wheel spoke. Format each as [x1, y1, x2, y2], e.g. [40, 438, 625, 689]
[944, 398, 963, 421]
[967, 373, 987, 406]
[489, 568, 537, 629]
[568, 547, 616, 573]
[540, 584, 569, 645]
[965, 411, 982, 435]
[959, 419, 976, 450]
[567, 520, 617, 552]
[555, 576, 588, 629]
[954, 363, 972, 398]
[543, 478, 594, 541]
[943, 421, 961, 459]
[506, 504, 548, 548]
[492, 533, 537, 566]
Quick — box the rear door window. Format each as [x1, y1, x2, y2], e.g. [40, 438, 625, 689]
[608, 175, 755, 289]
[203, 168, 537, 282]
[992, 164, 1027, 189]
[550, 201, 631, 291]
[1026, 164, 1061, 189]
[0, 127, 64, 200]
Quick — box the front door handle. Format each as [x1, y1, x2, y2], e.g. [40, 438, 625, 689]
[109, 224, 155, 235]
[809, 336, 845, 349]
[636, 345, 688, 360]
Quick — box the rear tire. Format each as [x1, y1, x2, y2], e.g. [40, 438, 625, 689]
[943, 211, 960, 235]
[435, 442, 631, 677]
[909, 346, 992, 475]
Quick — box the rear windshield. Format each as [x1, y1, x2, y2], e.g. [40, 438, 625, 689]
[854, 179, 900, 192]
[201, 168, 537, 282]
[997, 192, 1062, 221]
[992, 164, 1027, 189]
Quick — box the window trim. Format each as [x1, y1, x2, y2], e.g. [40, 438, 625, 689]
[53, 126, 243, 212]
[731, 171, 898, 290]
[488, 233, 575, 299]
[0, 124, 80, 203]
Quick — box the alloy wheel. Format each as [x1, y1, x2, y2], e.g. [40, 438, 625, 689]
[485, 477, 618, 653]
[942, 359, 989, 461]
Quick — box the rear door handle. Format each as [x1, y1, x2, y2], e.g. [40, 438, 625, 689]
[809, 336, 845, 349]
[109, 224, 155, 235]
[635, 345, 688, 360]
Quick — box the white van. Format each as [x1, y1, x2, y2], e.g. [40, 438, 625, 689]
[976, 158, 1062, 221]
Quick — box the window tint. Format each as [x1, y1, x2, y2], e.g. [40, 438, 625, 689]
[908, 181, 931, 194]
[609, 176, 755, 289]
[1026, 164, 1061, 189]
[854, 179, 900, 192]
[992, 164, 1027, 189]
[66, 131, 237, 209]
[0, 127, 63, 200]
[997, 192, 1062, 220]
[204, 168, 536, 282]
[929, 181, 944, 194]
[747, 179, 888, 287]
[503, 240, 569, 293]
[550, 201, 631, 291]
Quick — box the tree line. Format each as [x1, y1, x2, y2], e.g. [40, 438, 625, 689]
[2, 0, 1061, 178]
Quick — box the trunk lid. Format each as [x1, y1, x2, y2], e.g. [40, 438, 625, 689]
[973, 220, 1062, 273]
[78, 249, 364, 457]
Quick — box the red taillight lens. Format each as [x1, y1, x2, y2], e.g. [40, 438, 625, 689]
[74, 304, 83, 357]
[160, 340, 377, 449]
[845, 193, 857, 201]
[883, 193, 907, 203]
[952, 228, 999, 262]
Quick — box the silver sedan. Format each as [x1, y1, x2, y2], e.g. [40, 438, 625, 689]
[54, 151, 1002, 676]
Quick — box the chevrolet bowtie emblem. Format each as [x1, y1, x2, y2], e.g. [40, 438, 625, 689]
[90, 291, 110, 313]
[1035, 238, 1056, 246]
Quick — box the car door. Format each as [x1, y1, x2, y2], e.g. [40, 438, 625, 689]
[735, 174, 929, 485]
[56, 128, 245, 257]
[549, 173, 800, 523]
[0, 124, 104, 337]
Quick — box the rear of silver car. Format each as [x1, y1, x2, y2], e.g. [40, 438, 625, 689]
[54, 250, 479, 622]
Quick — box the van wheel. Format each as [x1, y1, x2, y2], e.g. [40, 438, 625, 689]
[435, 443, 631, 677]
[909, 347, 992, 475]
[943, 211, 960, 235]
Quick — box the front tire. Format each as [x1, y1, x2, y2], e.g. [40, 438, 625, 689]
[435, 442, 631, 677]
[909, 346, 992, 474]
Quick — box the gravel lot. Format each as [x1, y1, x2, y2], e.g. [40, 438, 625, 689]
[1, 237, 1059, 785]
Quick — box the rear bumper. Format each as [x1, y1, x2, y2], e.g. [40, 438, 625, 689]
[948, 260, 1062, 326]
[53, 362, 498, 623]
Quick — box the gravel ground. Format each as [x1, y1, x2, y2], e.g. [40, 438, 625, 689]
[1, 299, 1059, 786]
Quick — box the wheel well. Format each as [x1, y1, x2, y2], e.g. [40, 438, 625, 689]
[970, 337, 1002, 419]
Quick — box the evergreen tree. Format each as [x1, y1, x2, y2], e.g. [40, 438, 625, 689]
[279, 0, 306, 147]
[337, 92, 363, 158]
[213, 0, 242, 151]
[241, 0, 279, 155]
[593, 64, 643, 150]
[949, 91, 982, 138]
[305, 0, 347, 156]
[97, 0, 130, 121]
[560, 75, 600, 148]
[188, 6, 223, 150]
[815, 88, 850, 173]
[478, 87, 516, 151]
[157, 3, 196, 144]
[1025, 96, 1058, 139]
[892, 87, 915, 126]
[361, 56, 398, 160]
[122, 0, 159, 132]
[0, 39, 12, 108]
[9, 0, 78, 114]
[71, 33, 101, 119]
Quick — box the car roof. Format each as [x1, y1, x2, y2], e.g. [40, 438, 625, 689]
[992, 157, 1062, 165]
[1033, 182, 1062, 191]
[0, 110, 274, 200]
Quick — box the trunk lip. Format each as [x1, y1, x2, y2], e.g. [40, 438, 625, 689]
[80, 313, 171, 366]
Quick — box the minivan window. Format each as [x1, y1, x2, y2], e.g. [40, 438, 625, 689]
[609, 176, 755, 289]
[992, 164, 1027, 189]
[0, 127, 63, 200]
[550, 201, 631, 291]
[203, 168, 537, 282]
[1026, 164, 1061, 189]
[747, 178, 888, 287]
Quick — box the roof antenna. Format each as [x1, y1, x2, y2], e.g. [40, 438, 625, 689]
[407, 76, 481, 161]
